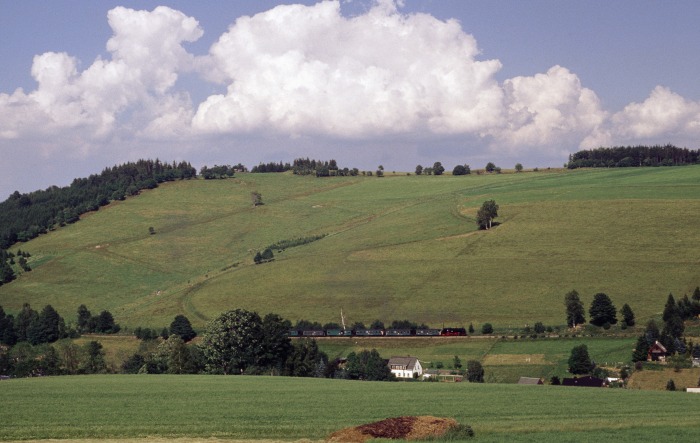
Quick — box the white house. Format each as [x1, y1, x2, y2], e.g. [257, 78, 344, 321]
[388, 356, 423, 379]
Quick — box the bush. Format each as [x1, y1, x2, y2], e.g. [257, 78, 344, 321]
[481, 323, 493, 334]
[666, 379, 676, 391]
[440, 423, 475, 440]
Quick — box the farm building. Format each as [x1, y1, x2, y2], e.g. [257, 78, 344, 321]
[692, 346, 700, 367]
[562, 376, 607, 388]
[647, 341, 668, 362]
[387, 356, 423, 379]
[517, 377, 544, 385]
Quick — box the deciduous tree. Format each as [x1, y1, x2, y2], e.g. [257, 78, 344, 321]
[466, 360, 484, 382]
[201, 309, 263, 375]
[345, 349, 393, 381]
[170, 314, 197, 342]
[476, 200, 499, 230]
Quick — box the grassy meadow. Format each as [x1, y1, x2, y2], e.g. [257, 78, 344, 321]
[1, 375, 700, 442]
[315, 335, 638, 383]
[1, 166, 699, 331]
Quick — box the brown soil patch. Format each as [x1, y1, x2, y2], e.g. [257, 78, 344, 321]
[327, 416, 458, 443]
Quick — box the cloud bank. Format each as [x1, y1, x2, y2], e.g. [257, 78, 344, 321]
[1, 0, 699, 194]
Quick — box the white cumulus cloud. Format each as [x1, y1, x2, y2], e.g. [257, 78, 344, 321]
[0, 6, 202, 145]
[192, 0, 505, 138]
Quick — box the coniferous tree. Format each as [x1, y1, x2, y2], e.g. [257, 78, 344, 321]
[0, 306, 18, 346]
[662, 293, 685, 339]
[632, 335, 650, 362]
[621, 303, 635, 327]
[565, 290, 586, 328]
[27, 305, 63, 345]
[568, 344, 593, 374]
[14, 303, 38, 342]
[589, 293, 617, 327]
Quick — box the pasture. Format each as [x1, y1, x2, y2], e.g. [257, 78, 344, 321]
[1, 375, 699, 442]
[315, 335, 637, 383]
[1, 166, 699, 331]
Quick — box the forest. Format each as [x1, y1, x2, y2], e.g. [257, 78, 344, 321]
[566, 144, 699, 168]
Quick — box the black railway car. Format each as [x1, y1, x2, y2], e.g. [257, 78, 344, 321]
[354, 328, 384, 336]
[385, 328, 412, 337]
[415, 328, 441, 336]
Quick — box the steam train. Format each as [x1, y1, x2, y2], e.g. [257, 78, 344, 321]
[288, 327, 467, 338]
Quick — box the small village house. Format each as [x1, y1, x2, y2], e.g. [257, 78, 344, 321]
[388, 356, 423, 379]
[647, 341, 668, 362]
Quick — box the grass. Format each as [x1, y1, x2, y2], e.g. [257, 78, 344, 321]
[1, 166, 699, 331]
[314, 335, 638, 383]
[1, 375, 699, 442]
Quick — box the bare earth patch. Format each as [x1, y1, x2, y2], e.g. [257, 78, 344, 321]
[327, 416, 458, 443]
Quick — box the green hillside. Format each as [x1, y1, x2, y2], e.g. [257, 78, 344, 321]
[1, 166, 699, 330]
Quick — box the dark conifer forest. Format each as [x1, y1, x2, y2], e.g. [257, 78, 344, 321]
[567, 144, 699, 168]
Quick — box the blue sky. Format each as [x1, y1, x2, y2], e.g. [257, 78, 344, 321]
[1, 0, 699, 197]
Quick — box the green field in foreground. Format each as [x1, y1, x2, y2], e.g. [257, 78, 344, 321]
[1, 375, 699, 442]
[1, 166, 699, 330]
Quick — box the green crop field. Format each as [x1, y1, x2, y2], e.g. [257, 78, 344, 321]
[1, 375, 700, 442]
[1, 166, 699, 332]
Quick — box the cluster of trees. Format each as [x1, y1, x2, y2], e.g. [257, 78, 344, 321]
[566, 144, 700, 169]
[133, 316, 196, 342]
[0, 303, 72, 346]
[0, 339, 108, 378]
[77, 305, 120, 334]
[0, 159, 197, 250]
[251, 161, 292, 173]
[250, 158, 361, 177]
[633, 289, 700, 360]
[253, 248, 274, 264]
[0, 249, 32, 286]
[199, 164, 242, 179]
[0, 303, 122, 347]
[564, 290, 635, 329]
[414, 162, 445, 176]
[182, 309, 398, 379]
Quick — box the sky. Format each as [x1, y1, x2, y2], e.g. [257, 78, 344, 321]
[1, 0, 700, 197]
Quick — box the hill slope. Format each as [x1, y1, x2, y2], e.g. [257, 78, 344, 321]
[1, 166, 699, 330]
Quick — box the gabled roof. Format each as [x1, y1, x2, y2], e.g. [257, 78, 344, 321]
[388, 356, 419, 370]
[649, 341, 667, 353]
